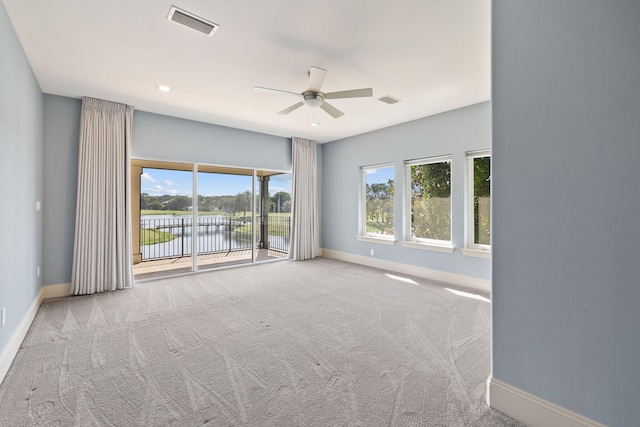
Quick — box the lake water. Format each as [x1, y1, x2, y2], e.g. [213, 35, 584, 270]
[140, 215, 289, 259]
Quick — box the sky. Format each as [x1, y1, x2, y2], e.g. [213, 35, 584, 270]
[365, 165, 394, 184]
[141, 168, 292, 198]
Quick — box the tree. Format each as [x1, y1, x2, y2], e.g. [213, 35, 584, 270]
[270, 192, 291, 213]
[199, 196, 219, 213]
[148, 200, 164, 211]
[473, 157, 491, 244]
[474, 157, 490, 197]
[411, 162, 451, 240]
[234, 191, 252, 217]
[141, 193, 169, 211]
[140, 193, 150, 210]
[166, 195, 191, 211]
[218, 195, 235, 214]
[365, 179, 394, 234]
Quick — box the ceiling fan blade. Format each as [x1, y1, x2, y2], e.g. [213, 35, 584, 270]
[254, 86, 301, 97]
[308, 67, 327, 92]
[277, 102, 304, 115]
[320, 102, 344, 119]
[325, 88, 373, 99]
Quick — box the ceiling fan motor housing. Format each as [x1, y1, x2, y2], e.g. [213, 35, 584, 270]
[303, 90, 325, 108]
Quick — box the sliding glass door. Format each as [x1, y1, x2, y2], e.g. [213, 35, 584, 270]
[136, 166, 194, 278]
[132, 160, 292, 280]
[257, 172, 292, 261]
[196, 168, 255, 270]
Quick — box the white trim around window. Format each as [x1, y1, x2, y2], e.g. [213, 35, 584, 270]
[403, 155, 453, 251]
[359, 163, 395, 242]
[465, 149, 491, 255]
[461, 248, 491, 259]
[400, 239, 454, 253]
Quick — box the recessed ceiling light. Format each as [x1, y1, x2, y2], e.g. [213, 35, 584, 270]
[310, 122, 319, 127]
[157, 84, 172, 92]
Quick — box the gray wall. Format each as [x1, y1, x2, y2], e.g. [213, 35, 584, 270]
[492, 1, 640, 425]
[322, 102, 491, 280]
[41, 102, 295, 285]
[133, 111, 291, 171]
[0, 3, 43, 349]
[42, 95, 81, 285]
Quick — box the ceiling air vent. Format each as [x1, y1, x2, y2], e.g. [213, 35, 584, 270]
[378, 95, 400, 105]
[167, 6, 219, 36]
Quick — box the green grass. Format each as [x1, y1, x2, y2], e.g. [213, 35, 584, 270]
[266, 212, 291, 218]
[263, 226, 290, 236]
[233, 224, 253, 234]
[140, 228, 176, 245]
[366, 221, 393, 235]
[228, 213, 291, 236]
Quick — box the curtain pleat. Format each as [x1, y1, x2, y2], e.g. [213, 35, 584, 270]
[71, 97, 134, 295]
[289, 137, 320, 260]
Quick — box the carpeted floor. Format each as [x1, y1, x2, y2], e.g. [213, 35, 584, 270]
[0, 258, 523, 426]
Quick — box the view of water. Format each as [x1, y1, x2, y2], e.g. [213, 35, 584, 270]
[140, 215, 290, 260]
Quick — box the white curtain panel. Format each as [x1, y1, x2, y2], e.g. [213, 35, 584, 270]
[289, 137, 320, 260]
[71, 97, 134, 295]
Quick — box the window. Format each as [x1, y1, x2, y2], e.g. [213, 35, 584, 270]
[359, 164, 394, 241]
[404, 156, 452, 249]
[466, 150, 491, 252]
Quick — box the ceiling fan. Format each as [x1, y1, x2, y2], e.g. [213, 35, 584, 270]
[254, 66, 373, 119]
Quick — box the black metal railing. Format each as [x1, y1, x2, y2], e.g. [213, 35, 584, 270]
[265, 215, 291, 252]
[140, 215, 290, 261]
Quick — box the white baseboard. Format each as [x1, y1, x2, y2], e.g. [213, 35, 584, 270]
[321, 248, 490, 293]
[0, 288, 44, 383]
[0, 283, 71, 384]
[40, 282, 72, 299]
[488, 377, 607, 427]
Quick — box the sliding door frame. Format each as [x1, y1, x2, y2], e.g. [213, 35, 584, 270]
[132, 156, 291, 280]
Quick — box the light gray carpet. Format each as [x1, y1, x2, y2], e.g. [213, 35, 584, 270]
[0, 258, 522, 426]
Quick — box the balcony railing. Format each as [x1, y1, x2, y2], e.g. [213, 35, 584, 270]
[140, 215, 290, 261]
[260, 214, 291, 253]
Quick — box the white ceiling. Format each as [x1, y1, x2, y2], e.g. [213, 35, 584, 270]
[3, 0, 490, 143]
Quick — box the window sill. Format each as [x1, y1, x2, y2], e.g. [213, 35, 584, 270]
[461, 248, 491, 259]
[357, 235, 396, 245]
[400, 240, 454, 254]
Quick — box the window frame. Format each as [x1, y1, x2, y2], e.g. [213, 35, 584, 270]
[357, 163, 396, 243]
[464, 149, 491, 257]
[402, 155, 454, 252]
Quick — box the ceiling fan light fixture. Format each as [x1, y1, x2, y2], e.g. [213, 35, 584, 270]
[256, 67, 372, 118]
[303, 91, 324, 108]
